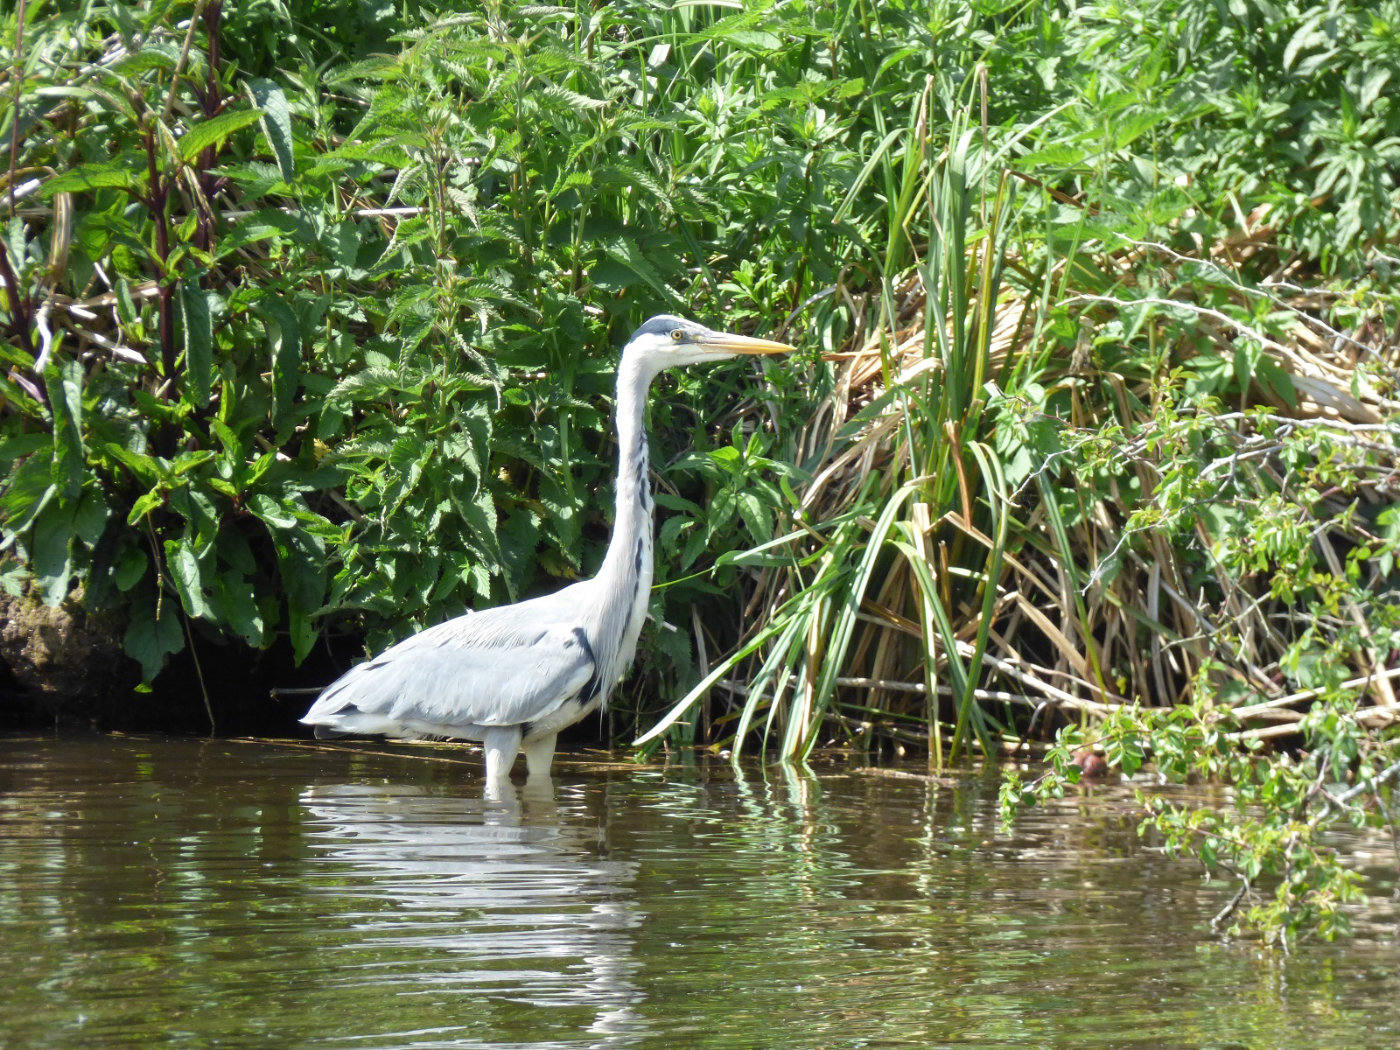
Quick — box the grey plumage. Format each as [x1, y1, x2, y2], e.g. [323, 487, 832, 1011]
[301, 314, 794, 790]
[308, 596, 596, 733]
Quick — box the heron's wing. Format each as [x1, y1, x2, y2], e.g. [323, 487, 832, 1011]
[384, 586, 587, 655]
[303, 600, 597, 731]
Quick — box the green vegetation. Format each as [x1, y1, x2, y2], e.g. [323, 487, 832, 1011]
[3, 0, 1398, 943]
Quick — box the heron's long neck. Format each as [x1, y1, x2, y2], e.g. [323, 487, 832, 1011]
[599, 351, 657, 594]
[587, 350, 659, 694]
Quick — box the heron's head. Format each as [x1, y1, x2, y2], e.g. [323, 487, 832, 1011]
[623, 314, 793, 369]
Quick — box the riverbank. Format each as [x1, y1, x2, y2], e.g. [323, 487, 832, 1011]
[2, 0, 1397, 940]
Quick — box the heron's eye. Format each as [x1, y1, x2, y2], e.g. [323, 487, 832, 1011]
[670, 329, 684, 342]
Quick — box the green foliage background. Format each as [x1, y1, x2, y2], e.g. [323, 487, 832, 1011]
[1, 0, 1396, 689]
[3, 0, 1397, 698]
[3, 0, 856, 702]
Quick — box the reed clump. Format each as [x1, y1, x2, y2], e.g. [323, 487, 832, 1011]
[632, 5, 1400, 941]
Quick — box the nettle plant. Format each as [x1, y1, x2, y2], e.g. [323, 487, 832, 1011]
[1, 1, 338, 678]
[0, 1, 818, 712]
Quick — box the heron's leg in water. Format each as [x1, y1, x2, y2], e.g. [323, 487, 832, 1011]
[523, 732, 558, 780]
[482, 725, 522, 792]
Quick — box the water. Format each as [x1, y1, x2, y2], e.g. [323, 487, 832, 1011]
[0, 737, 1396, 1049]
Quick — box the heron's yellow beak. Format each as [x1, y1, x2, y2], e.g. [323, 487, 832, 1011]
[698, 331, 795, 356]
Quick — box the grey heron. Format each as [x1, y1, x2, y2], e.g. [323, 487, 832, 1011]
[301, 315, 794, 790]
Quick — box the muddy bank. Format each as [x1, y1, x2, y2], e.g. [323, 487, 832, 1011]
[0, 589, 134, 730]
[0, 592, 611, 744]
[0, 588, 342, 735]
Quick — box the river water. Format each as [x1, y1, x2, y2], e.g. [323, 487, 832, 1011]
[0, 736, 1396, 1048]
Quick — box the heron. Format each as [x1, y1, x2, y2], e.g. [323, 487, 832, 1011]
[301, 315, 794, 791]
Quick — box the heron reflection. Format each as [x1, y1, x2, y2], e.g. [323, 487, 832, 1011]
[299, 779, 644, 1046]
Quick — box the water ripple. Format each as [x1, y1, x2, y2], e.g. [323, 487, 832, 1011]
[0, 738, 1396, 1048]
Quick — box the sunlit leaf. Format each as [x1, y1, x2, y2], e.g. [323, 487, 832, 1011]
[246, 77, 296, 181]
[177, 109, 262, 162]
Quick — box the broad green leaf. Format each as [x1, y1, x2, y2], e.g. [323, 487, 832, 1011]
[32, 502, 75, 605]
[0, 456, 56, 534]
[101, 443, 163, 486]
[211, 419, 240, 457]
[45, 358, 85, 497]
[114, 544, 148, 592]
[459, 490, 503, 567]
[1017, 141, 1089, 168]
[274, 528, 325, 665]
[177, 109, 262, 162]
[211, 572, 266, 647]
[42, 164, 137, 198]
[1360, 68, 1392, 113]
[735, 489, 771, 542]
[602, 237, 677, 304]
[180, 281, 214, 406]
[112, 39, 182, 75]
[324, 367, 408, 409]
[214, 216, 284, 260]
[171, 449, 216, 476]
[255, 294, 302, 422]
[128, 489, 165, 524]
[274, 529, 326, 611]
[1256, 356, 1298, 408]
[165, 538, 211, 619]
[1282, 16, 1321, 72]
[249, 493, 297, 529]
[539, 83, 607, 111]
[124, 596, 184, 681]
[73, 491, 111, 544]
[288, 602, 317, 664]
[1112, 111, 1161, 151]
[244, 451, 279, 488]
[246, 78, 295, 181]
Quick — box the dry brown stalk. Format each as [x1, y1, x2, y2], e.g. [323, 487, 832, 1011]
[747, 220, 1399, 753]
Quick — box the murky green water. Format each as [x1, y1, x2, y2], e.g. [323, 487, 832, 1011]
[1, 738, 1397, 1048]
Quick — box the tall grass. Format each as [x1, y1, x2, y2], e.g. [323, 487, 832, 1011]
[624, 1, 1400, 942]
[635, 0, 1400, 768]
[639, 83, 1024, 761]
